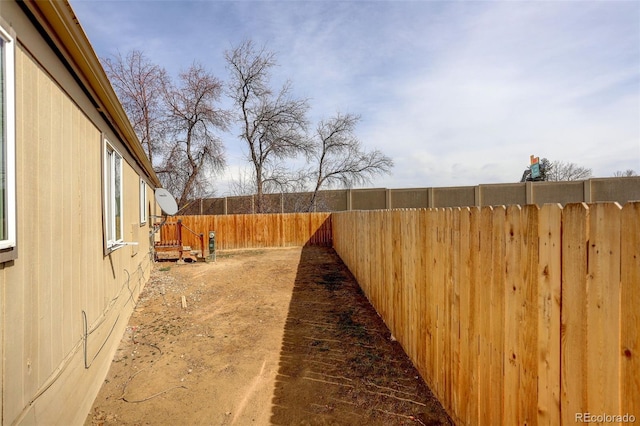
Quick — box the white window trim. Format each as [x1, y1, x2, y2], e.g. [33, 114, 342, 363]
[0, 24, 16, 253]
[139, 178, 147, 225]
[104, 140, 124, 251]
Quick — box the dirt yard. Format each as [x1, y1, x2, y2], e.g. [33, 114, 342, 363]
[85, 246, 452, 425]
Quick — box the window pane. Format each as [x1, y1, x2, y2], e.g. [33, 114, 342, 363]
[106, 148, 113, 242]
[140, 179, 147, 224]
[115, 152, 122, 241]
[0, 37, 5, 241]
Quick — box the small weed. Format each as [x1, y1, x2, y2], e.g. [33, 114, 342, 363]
[337, 309, 370, 340]
[363, 350, 382, 363]
[349, 355, 375, 375]
[309, 340, 330, 352]
[159, 266, 171, 272]
[337, 309, 356, 329]
[217, 249, 265, 259]
[320, 272, 343, 291]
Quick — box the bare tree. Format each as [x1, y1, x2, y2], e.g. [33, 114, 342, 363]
[306, 113, 393, 211]
[546, 161, 592, 181]
[104, 52, 229, 206]
[103, 50, 167, 165]
[229, 168, 258, 197]
[521, 158, 592, 182]
[613, 169, 638, 177]
[225, 40, 311, 213]
[159, 63, 228, 207]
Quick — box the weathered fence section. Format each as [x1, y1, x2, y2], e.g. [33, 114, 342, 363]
[332, 202, 639, 425]
[181, 176, 640, 214]
[159, 212, 332, 252]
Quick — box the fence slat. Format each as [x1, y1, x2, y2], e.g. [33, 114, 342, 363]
[456, 208, 471, 425]
[416, 209, 428, 382]
[383, 210, 393, 332]
[443, 208, 453, 413]
[520, 205, 539, 425]
[403, 210, 418, 363]
[478, 207, 493, 425]
[425, 208, 437, 392]
[391, 209, 403, 343]
[504, 205, 522, 425]
[434, 209, 444, 404]
[490, 206, 506, 425]
[587, 203, 621, 416]
[621, 202, 640, 417]
[561, 203, 589, 424]
[468, 207, 480, 425]
[450, 208, 461, 419]
[537, 204, 562, 425]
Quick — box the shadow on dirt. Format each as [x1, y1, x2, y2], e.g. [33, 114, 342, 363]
[270, 244, 453, 425]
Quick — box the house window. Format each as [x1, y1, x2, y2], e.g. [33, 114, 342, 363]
[139, 178, 147, 225]
[104, 141, 123, 249]
[0, 25, 16, 253]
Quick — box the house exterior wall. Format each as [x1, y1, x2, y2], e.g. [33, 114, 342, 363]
[0, 2, 157, 424]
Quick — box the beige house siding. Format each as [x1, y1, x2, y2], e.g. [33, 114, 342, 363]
[0, 1, 158, 424]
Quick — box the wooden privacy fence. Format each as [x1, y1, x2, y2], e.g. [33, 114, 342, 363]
[159, 212, 332, 252]
[332, 202, 639, 426]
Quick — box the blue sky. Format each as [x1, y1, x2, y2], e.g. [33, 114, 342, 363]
[70, 0, 640, 195]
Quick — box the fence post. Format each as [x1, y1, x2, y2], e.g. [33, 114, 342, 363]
[525, 181, 534, 205]
[176, 220, 183, 261]
[583, 179, 592, 203]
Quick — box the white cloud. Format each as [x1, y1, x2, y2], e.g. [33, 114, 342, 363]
[354, 1, 640, 186]
[71, 0, 640, 191]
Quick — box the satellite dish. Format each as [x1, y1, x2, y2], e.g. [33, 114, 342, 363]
[155, 188, 178, 216]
